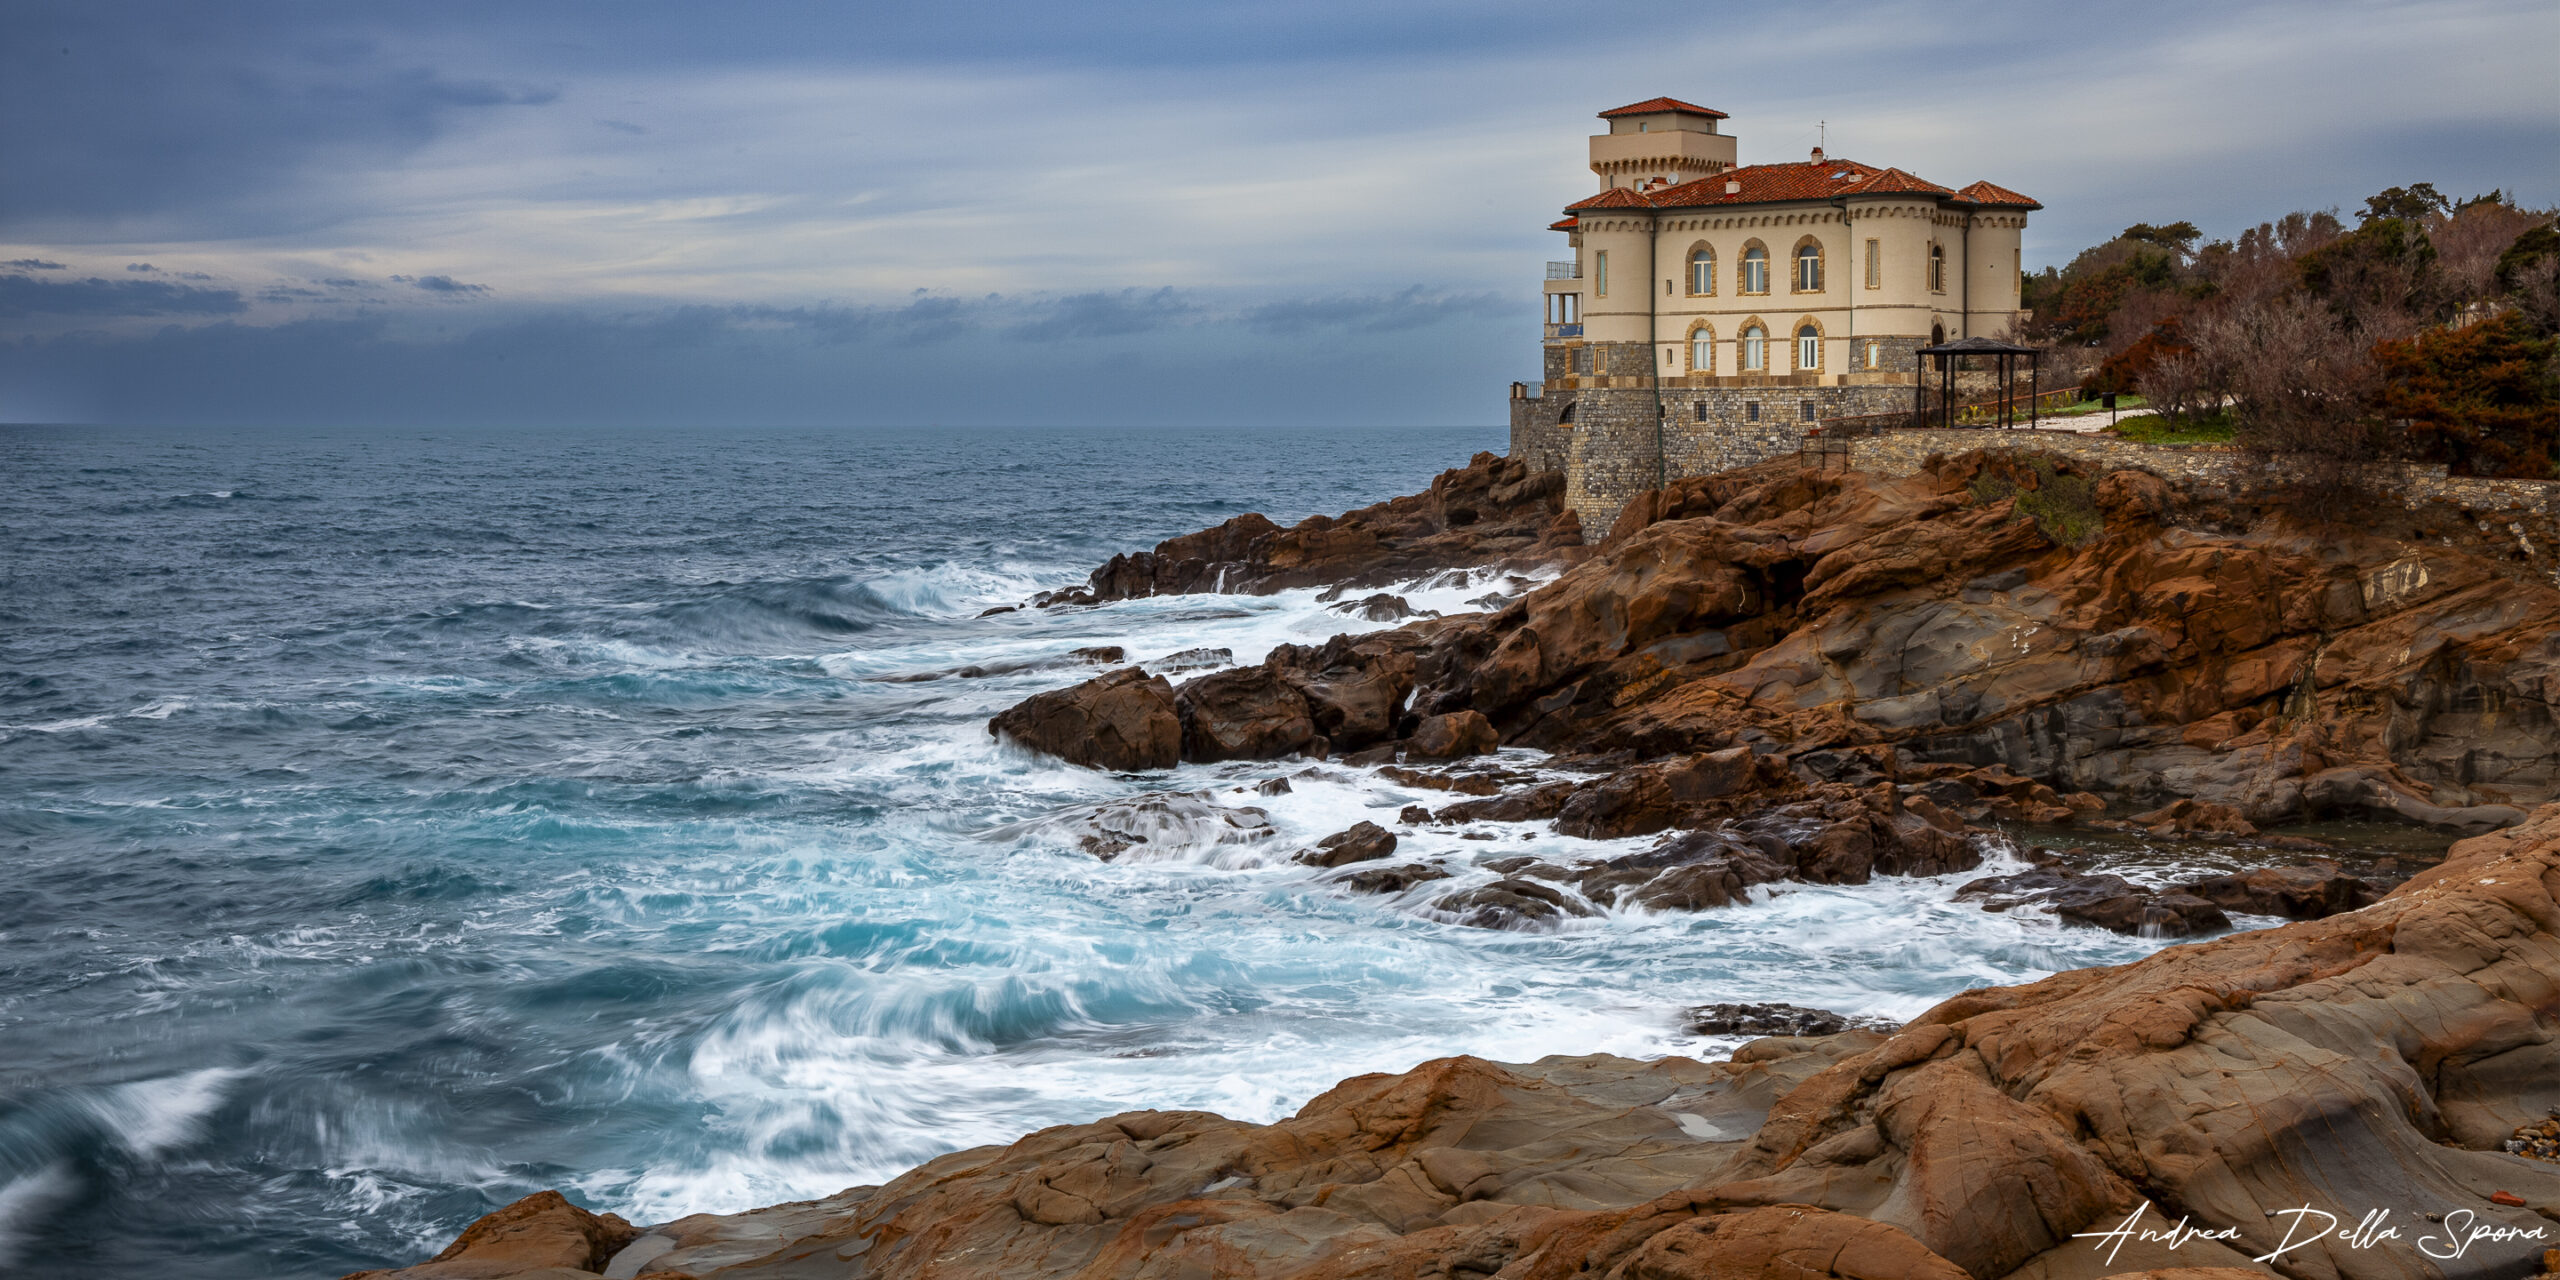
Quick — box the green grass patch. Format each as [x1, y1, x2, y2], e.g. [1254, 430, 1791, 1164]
[1969, 455, 2103, 546]
[2044, 393, 2147, 418]
[2107, 410, 2236, 445]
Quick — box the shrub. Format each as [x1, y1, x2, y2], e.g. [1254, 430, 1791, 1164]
[1969, 454, 2103, 546]
[2373, 310, 2560, 477]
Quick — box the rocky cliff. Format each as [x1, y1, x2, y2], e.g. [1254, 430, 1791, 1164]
[1011, 448, 2560, 832]
[356, 447, 2560, 1280]
[355, 805, 2560, 1279]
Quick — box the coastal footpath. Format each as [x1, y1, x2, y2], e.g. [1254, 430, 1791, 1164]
[356, 447, 2560, 1279]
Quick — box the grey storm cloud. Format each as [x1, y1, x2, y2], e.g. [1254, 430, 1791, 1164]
[1244, 287, 1509, 335]
[597, 119, 648, 135]
[0, 4, 557, 234]
[125, 262, 157, 272]
[5, 259, 65, 270]
[393, 274, 490, 294]
[0, 273, 247, 318]
[1002, 289, 1197, 342]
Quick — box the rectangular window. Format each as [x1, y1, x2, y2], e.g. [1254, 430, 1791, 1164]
[1595, 250, 1608, 296]
[1693, 401, 1709, 421]
[1800, 400, 1817, 422]
[1745, 401, 1761, 422]
[1865, 239, 1880, 288]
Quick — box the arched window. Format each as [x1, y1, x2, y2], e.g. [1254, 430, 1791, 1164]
[1928, 244, 1945, 292]
[1741, 246, 1769, 294]
[1688, 247, 1714, 295]
[1689, 327, 1714, 373]
[1742, 325, 1766, 371]
[1794, 243, 1823, 291]
[1797, 324, 1821, 371]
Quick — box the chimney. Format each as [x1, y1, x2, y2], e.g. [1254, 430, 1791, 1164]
[1725, 179, 1740, 195]
[1810, 145, 1825, 164]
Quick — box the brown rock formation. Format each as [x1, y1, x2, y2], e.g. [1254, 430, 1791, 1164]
[986, 667, 1180, 771]
[366, 806, 2560, 1280]
[1406, 709, 1498, 760]
[1397, 451, 2560, 826]
[1050, 452, 1586, 604]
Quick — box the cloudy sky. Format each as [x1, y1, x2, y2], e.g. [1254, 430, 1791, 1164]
[2, 0, 2552, 426]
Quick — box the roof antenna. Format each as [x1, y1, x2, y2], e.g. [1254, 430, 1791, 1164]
[1811, 119, 1827, 164]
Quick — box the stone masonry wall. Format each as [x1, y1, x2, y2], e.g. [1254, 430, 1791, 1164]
[1509, 411, 2559, 570]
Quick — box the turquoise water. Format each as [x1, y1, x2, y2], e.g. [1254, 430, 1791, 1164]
[0, 425, 2176, 1277]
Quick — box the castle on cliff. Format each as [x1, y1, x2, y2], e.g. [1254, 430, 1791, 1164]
[1510, 96, 2041, 528]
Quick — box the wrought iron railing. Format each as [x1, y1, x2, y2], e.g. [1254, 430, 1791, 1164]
[1545, 261, 1581, 280]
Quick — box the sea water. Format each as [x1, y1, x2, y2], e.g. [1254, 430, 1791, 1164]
[0, 425, 2186, 1278]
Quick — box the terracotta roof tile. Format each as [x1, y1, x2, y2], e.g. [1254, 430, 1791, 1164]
[1956, 179, 2042, 209]
[1843, 167, 1954, 197]
[1560, 159, 2026, 215]
[1598, 96, 1728, 119]
[1549, 216, 1579, 231]
[1563, 185, 1659, 211]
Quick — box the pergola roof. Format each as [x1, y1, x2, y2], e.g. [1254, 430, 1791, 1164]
[1916, 336, 2041, 356]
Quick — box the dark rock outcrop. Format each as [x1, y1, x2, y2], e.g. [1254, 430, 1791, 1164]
[987, 667, 1179, 771]
[1070, 452, 1585, 602]
[1956, 865, 2232, 937]
[1292, 820, 1398, 868]
[1174, 665, 1317, 762]
[1405, 709, 1497, 760]
[2176, 859, 2378, 918]
[1685, 1002, 1900, 1037]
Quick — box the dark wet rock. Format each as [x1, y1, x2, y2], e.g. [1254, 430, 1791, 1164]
[1075, 453, 1585, 601]
[1432, 781, 1576, 824]
[1345, 743, 1403, 767]
[1551, 747, 1770, 839]
[1956, 866, 2231, 937]
[1144, 646, 1233, 675]
[1407, 710, 1499, 760]
[2177, 859, 2377, 919]
[1294, 821, 1399, 869]
[2124, 797, 2262, 839]
[1684, 1002, 1899, 1037]
[1264, 633, 1419, 753]
[1070, 645, 1126, 664]
[1329, 593, 1435, 622]
[1254, 777, 1293, 796]
[1175, 666, 1317, 762]
[1033, 792, 1279, 862]
[987, 667, 1180, 771]
[1397, 805, 1431, 824]
[1429, 877, 1599, 930]
[1578, 830, 1794, 911]
[1377, 766, 1499, 796]
[1334, 862, 1452, 895]
[976, 604, 1017, 617]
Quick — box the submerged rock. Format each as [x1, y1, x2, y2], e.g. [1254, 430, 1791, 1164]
[1026, 792, 1277, 862]
[1292, 820, 1397, 868]
[1428, 876, 1599, 930]
[1333, 862, 1451, 895]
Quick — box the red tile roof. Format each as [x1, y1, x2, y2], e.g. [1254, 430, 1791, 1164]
[1549, 216, 1578, 231]
[1844, 167, 1954, 197]
[1598, 96, 1728, 120]
[1562, 159, 2031, 216]
[1564, 185, 1659, 211]
[1956, 179, 2042, 209]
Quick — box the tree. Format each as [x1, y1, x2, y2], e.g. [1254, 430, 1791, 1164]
[2373, 310, 2560, 478]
